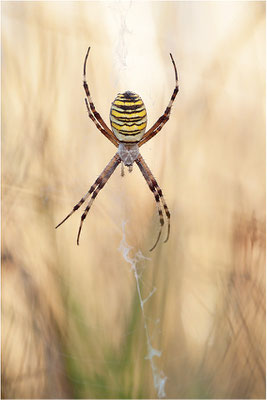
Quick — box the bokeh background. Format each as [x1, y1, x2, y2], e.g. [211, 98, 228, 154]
[2, 1, 265, 399]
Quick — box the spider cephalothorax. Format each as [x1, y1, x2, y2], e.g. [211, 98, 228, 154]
[56, 47, 179, 251]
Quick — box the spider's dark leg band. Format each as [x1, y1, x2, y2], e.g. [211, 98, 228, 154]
[76, 154, 121, 245]
[136, 155, 165, 251]
[55, 154, 121, 232]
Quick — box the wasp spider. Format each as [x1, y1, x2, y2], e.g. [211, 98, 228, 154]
[56, 47, 179, 251]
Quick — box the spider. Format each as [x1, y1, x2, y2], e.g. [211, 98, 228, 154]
[56, 47, 179, 251]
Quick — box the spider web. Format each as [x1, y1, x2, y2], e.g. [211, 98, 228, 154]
[118, 221, 167, 399]
[108, 6, 168, 393]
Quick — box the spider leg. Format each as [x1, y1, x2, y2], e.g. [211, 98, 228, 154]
[85, 98, 118, 147]
[83, 47, 119, 147]
[76, 154, 121, 245]
[152, 182, 170, 243]
[55, 153, 121, 234]
[136, 154, 170, 251]
[138, 53, 179, 147]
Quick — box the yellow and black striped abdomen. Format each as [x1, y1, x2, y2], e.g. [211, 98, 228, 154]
[110, 91, 147, 143]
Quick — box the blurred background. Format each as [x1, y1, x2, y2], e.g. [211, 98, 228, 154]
[2, 2, 265, 399]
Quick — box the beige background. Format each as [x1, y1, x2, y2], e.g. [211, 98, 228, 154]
[2, 2, 265, 399]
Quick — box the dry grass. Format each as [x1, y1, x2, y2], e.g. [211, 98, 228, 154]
[2, 2, 265, 399]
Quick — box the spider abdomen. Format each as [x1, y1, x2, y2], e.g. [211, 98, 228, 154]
[110, 91, 147, 143]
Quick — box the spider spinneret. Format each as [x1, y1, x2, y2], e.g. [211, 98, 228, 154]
[56, 47, 179, 251]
